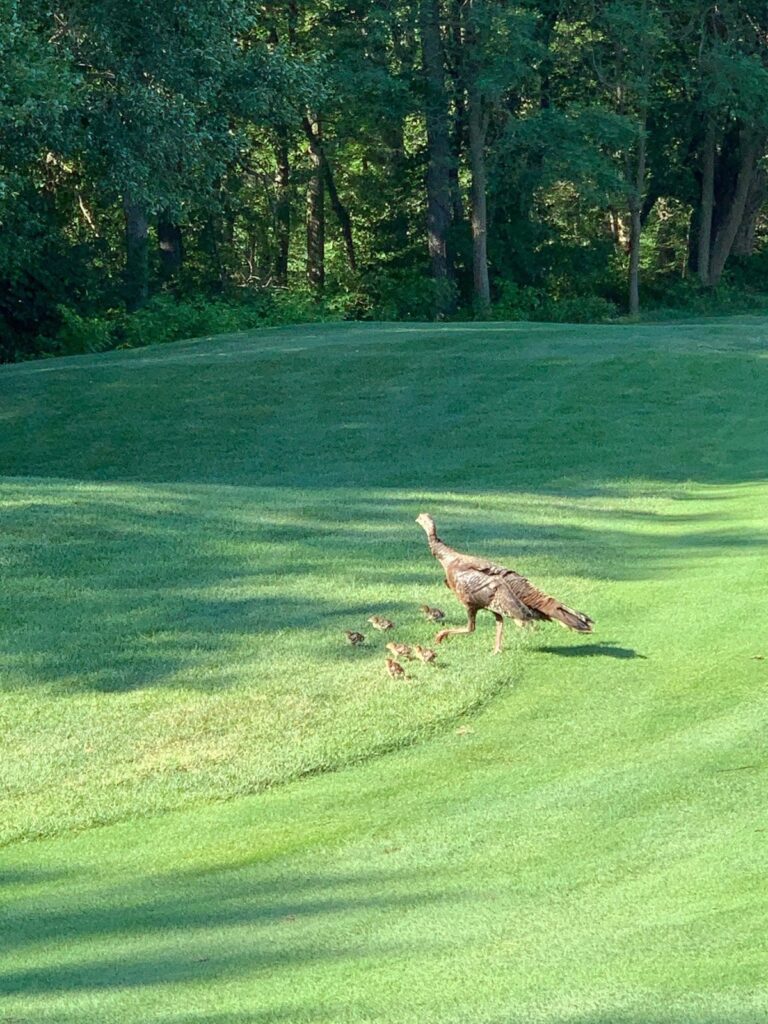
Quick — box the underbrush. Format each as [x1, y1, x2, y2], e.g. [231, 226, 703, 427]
[489, 282, 620, 323]
[639, 275, 768, 320]
[49, 291, 330, 357]
[40, 271, 768, 359]
[488, 275, 768, 324]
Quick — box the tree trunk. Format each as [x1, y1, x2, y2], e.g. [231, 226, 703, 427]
[123, 193, 149, 312]
[384, 121, 409, 250]
[450, 92, 466, 227]
[157, 211, 183, 282]
[448, 0, 466, 226]
[467, 82, 490, 312]
[640, 190, 659, 227]
[420, 0, 455, 314]
[697, 118, 716, 286]
[686, 205, 699, 277]
[302, 116, 356, 273]
[274, 130, 291, 287]
[607, 207, 626, 250]
[536, 2, 559, 110]
[732, 166, 766, 257]
[199, 216, 223, 293]
[322, 163, 356, 273]
[627, 130, 647, 317]
[709, 134, 760, 286]
[628, 203, 642, 316]
[306, 117, 325, 292]
[267, 12, 296, 288]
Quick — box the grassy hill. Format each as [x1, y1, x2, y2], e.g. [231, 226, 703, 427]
[1, 319, 766, 1023]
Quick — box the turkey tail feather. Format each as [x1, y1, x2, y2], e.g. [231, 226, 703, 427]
[550, 604, 594, 632]
[504, 575, 594, 633]
[489, 583, 535, 625]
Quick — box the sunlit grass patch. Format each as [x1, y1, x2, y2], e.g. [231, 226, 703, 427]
[0, 479, 530, 844]
[0, 320, 767, 1022]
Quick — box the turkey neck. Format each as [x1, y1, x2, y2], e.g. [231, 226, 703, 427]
[424, 530, 456, 566]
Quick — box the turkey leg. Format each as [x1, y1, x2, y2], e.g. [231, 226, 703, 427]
[492, 612, 504, 655]
[435, 608, 476, 645]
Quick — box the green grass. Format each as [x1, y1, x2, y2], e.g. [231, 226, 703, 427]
[0, 478, 520, 844]
[1, 319, 767, 1022]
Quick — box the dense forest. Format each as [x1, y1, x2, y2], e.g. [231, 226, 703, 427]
[2, 0, 768, 360]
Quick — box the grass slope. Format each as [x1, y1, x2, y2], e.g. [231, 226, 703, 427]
[1, 319, 767, 1022]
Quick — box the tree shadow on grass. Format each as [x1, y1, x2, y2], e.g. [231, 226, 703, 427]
[0, 485, 440, 693]
[84, 1012, 768, 1024]
[0, 861, 446, 999]
[0, 867, 69, 889]
[1, 832, 760, 1024]
[0, 481, 762, 693]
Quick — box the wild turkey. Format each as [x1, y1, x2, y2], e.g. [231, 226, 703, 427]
[415, 513, 593, 655]
[386, 642, 414, 660]
[419, 604, 446, 622]
[385, 658, 407, 679]
[368, 615, 395, 632]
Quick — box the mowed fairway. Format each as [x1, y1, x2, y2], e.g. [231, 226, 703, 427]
[1, 320, 767, 1023]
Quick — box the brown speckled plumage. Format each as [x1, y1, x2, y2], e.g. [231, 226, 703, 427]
[368, 615, 395, 631]
[419, 605, 446, 622]
[385, 658, 407, 678]
[386, 642, 413, 660]
[415, 513, 593, 655]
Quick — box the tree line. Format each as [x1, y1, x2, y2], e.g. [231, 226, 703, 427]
[2, 0, 767, 360]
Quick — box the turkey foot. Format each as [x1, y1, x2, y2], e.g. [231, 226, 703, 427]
[435, 610, 476, 645]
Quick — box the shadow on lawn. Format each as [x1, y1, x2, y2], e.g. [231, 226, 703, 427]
[1, 827, 761, 1024]
[490, 1016, 765, 1024]
[69, 1013, 768, 1024]
[0, 481, 763, 692]
[0, 867, 69, 888]
[1, 324, 768, 490]
[41, 1013, 767, 1024]
[537, 642, 647, 660]
[0, 861, 445, 998]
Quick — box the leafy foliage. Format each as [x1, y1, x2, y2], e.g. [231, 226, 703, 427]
[2, 0, 768, 358]
[50, 292, 328, 355]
